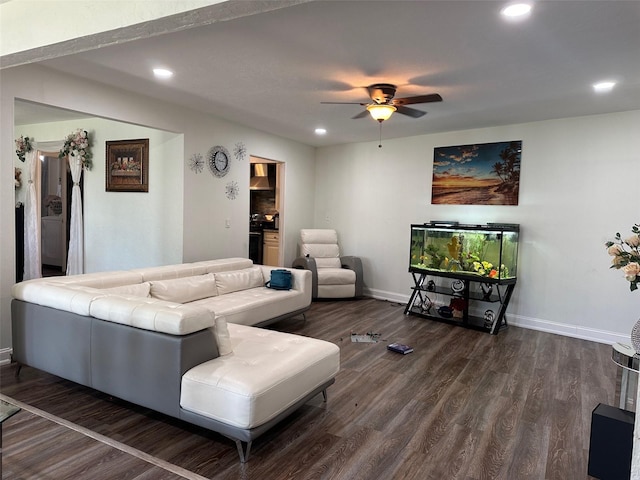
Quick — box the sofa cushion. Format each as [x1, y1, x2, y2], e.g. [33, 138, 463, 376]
[300, 229, 344, 268]
[214, 267, 264, 295]
[300, 229, 338, 244]
[133, 258, 254, 281]
[180, 323, 340, 429]
[103, 282, 151, 297]
[89, 296, 215, 335]
[11, 283, 108, 317]
[315, 256, 341, 268]
[317, 268, 356, 285]
[191, 286, 306, 327]
[301, 243, 340, 261]
[214, 316, 233, 355]
[300, 243, 341, 268]
[193, 258, 254, 274]
[150, 274, 218, 303]
[136, 264, 210, 281]
[46, 271, 144, 289]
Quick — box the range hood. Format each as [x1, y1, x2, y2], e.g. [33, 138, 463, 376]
[250, 164, 274, 190]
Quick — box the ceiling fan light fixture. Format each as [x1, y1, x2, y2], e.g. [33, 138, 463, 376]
[367, 104, 396, 122]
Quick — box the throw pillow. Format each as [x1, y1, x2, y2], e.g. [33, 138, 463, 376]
[149, 273, 218, 303]
[214, 316, 233, 356]
[214, 266, 264, 295]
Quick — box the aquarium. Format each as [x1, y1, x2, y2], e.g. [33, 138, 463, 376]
[409, 222, 519, 283]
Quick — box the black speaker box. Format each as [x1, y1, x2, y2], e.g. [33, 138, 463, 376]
[588, 403, 634, 479]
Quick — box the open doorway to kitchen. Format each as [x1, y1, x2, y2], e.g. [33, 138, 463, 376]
[249, 156, 284, 266]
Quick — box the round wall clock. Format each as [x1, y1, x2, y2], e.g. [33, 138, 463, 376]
[207, 145, 231, 178]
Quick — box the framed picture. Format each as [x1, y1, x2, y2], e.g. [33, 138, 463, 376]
[431, 140, 522, 205]
[106, 139, 149, 192]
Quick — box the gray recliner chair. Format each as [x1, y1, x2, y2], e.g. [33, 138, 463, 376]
[292, 229, 363, 299]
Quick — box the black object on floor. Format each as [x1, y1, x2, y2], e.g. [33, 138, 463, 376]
[588, 403, 634, 479]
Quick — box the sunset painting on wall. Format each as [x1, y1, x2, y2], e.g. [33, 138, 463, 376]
[431, 140, 522, 205]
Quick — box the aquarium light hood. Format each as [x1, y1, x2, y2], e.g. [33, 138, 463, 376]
[426, 221, 520, 231]
[428, 221, 459, 226]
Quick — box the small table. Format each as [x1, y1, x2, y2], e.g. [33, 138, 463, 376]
[0, 399, 21, 450]
[612, 342, 639, 410]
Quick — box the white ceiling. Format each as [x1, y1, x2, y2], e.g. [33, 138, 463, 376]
[15, 1, 640, 147]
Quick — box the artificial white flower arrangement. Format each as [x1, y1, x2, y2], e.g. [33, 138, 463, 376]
[59, 129, 92, 170]
[15, 135, 32, 162]
[606, 223, 640, 292]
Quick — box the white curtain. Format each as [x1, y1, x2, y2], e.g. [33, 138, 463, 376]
[66, 152, 84, 275]
[23, 149, 41, 280]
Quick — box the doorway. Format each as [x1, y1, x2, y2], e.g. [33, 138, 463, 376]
[249, 157, 284, 266]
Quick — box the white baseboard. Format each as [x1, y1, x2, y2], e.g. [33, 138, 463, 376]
[364, 288, 627, 346]
[0, 347, 13, 366]
[509, 314, 629, 345]
[364, 288, 410, 305]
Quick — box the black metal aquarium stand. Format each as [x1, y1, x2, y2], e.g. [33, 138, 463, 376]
[404, 270, 516, 335]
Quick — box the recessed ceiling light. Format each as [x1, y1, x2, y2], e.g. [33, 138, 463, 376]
[153, 68, 173, 79]
[593, 81, 616, 93]
[501, 3, 532, 18]
[315, 128, 327, 135]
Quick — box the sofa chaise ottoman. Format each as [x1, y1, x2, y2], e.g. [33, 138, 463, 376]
[181, 323, 339, 461]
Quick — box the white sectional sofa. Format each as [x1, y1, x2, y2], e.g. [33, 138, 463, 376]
[11, 258, 340, 462]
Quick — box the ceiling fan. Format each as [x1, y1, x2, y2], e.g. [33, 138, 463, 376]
[322, 83, 443, 122]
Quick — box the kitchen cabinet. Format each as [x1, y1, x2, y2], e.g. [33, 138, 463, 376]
[263, 230, 279, 266]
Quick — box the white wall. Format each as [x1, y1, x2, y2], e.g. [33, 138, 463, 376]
[180, 120, 316, 266]
[315, 110, 640, 343]
[15, 118, 184, 272]
[0, 64, 316, 356]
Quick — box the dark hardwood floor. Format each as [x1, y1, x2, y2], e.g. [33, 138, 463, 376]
[1, 298, 617, 479]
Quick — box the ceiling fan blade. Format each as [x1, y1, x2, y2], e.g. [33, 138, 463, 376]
[392, 93, 443, 106]
[321, 101, 368, 105]
[351, 110, 370, 119]
[396, 105, 427, 118]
